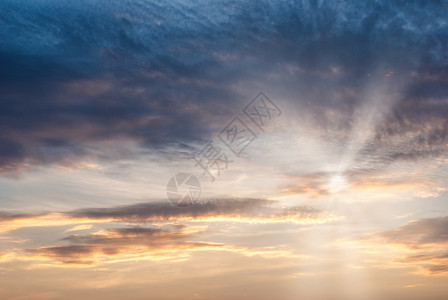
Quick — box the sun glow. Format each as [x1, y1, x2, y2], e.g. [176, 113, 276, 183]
[328, 174, 347, 193]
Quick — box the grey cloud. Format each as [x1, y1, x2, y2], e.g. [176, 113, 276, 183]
[69, 198, 325, 222]
[378, 216, 448, 248]
[0, 198, 331, 227]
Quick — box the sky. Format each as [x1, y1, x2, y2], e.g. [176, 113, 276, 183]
[1, 0, 448, 299]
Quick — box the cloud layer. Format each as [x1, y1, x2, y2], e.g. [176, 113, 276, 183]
[361, 216, 448, 275]
[1, 0, 448, 173]
[0, 198, 338, 266]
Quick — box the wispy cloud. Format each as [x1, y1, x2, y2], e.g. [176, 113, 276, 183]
[354, 217, 448, 275]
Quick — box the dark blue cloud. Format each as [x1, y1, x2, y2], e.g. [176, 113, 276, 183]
[0, 0, 448, 172]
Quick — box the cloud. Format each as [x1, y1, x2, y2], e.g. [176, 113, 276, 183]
[0, 198, 341, 234]
[0, 198, 337, 267]
[64, 224, 93, 233]
[377, 217, 448, 249]
[0, 212, 33, 222]
[23, 225, 205, 265]
[70, 198, 338, 224]
[359, 217, 448, 275]
[18, 222, 298, 267]
[278, 167, 446, 202]
[0, 0, 447, 173]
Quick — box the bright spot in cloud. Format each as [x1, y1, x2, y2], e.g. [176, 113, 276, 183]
[329, 174, 347, 193]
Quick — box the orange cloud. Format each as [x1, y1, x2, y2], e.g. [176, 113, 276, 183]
[0, 199, 330, 269]
[1, 225, 298, 268]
